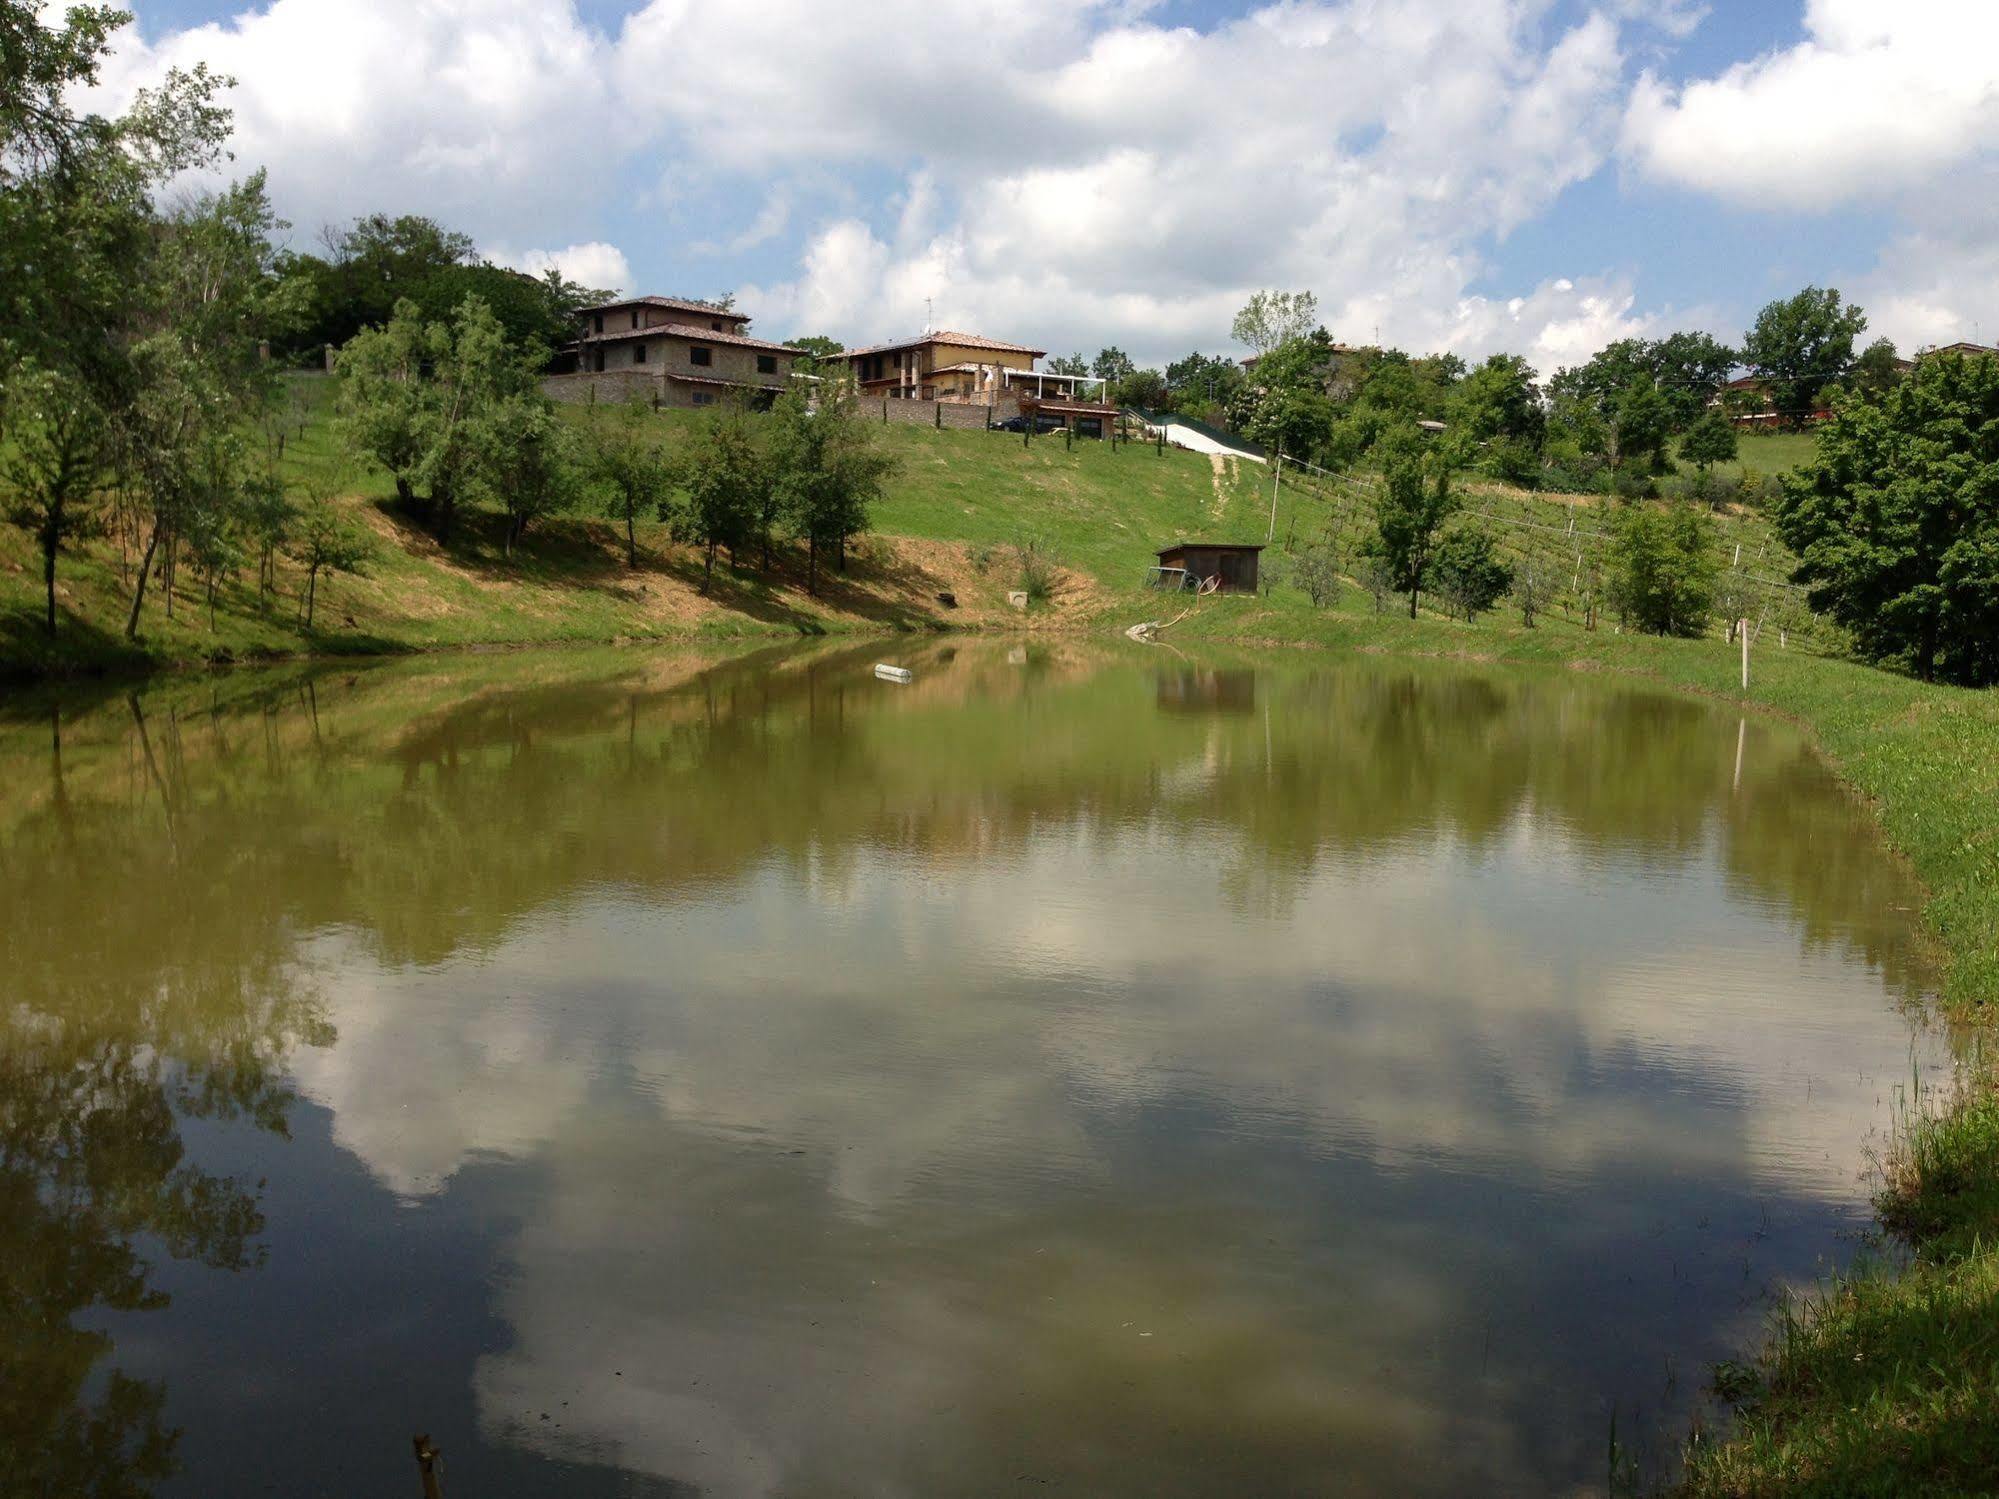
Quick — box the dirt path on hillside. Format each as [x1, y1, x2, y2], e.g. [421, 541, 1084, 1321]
[1209, 453, 1234, 516]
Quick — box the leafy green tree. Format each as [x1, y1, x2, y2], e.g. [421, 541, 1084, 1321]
[783, 334, 843, 377]
[1850, 337, 1906, 397]
[1430, 524, 1514, 622]
[768, 384, 896, 593]
[1361, 437, 1459, 618]
[1776, 351, 1999, 684]
[1449, 354, 1545, 475]
[1679, 411, 1739, 475]
[337, 296, 535, 542]
[1615, 373, 1674, 472]
[1117, 368, 1169, 410]
[334, 302, 430, 508]
[667, 398, 764, 589]
[1742, 286, 1867, 422]
[1, 365, 109, 634]
[479, 396, 583, 559]
[1647, 331, 1738, 428]
[590, 396, 671, 567]
[1045, 353, 1089, 377]
[1091, 346, 1135, 385]
[1231, 289, 1319, 360]
[284, 489, 372, 629]
[1163, 351, 1242, 415]
[1608, 503, 1717, 636]
[120, 173, 301, 638]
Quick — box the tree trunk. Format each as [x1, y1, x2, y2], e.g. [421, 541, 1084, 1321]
[42, 532, 57, 636]
[704, 538, 715, 593]
[626, 508, 637, 569]
[395, 475, 415, 508]
[807, 534, 817, 596]
[125, 518, 165, 640]
[305, 564, 318, 630]
[1408, 587, 1419, 620]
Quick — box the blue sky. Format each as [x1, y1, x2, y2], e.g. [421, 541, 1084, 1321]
[109, 1, 1999, 370]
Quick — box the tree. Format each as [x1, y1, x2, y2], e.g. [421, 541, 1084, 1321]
[284, 490, 371, 629]
[1117, 368, 1168, 410]
[1449, 354, 1545, 475]
[1776, 351, 1999, 684]
[1361, 437, 1459, 618]
[1614, 373, 1674, 472]
[1851, 337, 1906, 397]
[120, 173, 302, 639]
[1231, 289, 1319, 360]
[1, 366, 109, 634]
[1679, 411, 1740, 476]
[1647, 331, 1738, 429]
[1164, 351, 1242, 415]
[1046, 353, 1089, 377]
[1743, 286, 1867, 422]
[1291, 547, 1340, 608]
[479, 395, 583, 559]
[666, 398, 763, 589]
[1608, 503, 1717, 636]
[590, 396, 670, 568]
[783, 335, 843, 377]
[337, 295, 535, 542]
[768, 384, 896, 593]
[1091, 347, 1135, 385]
[1430, 524, 1514, 622]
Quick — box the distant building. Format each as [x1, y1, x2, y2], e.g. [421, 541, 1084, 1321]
[1916, 341, 1999, 361]
[553, 296, 799, 408]
[1151, 542, 1263, 594]
[823, 330, 1119, 434]
[826, 331, 1103, 404]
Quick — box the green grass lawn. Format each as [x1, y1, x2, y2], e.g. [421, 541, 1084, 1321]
[1692, 428, 1820, 483]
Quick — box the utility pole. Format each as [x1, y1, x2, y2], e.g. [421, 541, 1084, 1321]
[1268, 454, 1283, 544]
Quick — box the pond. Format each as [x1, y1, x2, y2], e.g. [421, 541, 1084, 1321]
[0, 639, 1948, 1497]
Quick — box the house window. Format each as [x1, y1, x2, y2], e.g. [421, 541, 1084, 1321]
[757, 354, 777, 374]
[593, 313, 604, 334]
[691, 391, 715, 406]
[690, 346, 712, 367]
[710, 320, 722, 331]
[634, 343, 647, 364]
[632, 311, 640, 329]
[593, 349, 606, 373]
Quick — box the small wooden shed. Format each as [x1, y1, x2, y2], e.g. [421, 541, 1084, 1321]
[1152, 542, 1263, 594]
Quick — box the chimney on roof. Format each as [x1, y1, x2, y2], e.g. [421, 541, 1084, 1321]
[923, 296, 934, 336]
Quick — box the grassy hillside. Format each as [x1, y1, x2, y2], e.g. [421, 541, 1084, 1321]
[0, 380, 1265, 678]
[5, 373, 1839, 681]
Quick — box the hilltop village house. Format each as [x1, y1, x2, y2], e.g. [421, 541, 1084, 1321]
[545, 296, 798, 408]
[823, 331, 1121, 436]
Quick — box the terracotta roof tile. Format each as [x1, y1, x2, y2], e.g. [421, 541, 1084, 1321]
[577, 295, 749, 322]
[836, 330, 1047, 359]
[577, 322, 797, 354]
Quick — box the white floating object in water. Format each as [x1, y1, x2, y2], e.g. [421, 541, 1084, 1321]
[874, 663, 914, 684]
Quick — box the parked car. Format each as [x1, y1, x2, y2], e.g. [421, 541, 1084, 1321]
[995, 415, 1068, 434]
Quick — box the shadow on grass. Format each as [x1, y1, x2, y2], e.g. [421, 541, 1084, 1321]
[0, 601, 153, 684]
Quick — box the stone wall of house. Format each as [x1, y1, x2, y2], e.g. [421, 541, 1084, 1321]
[871, 395, 1021, 430]
[541, 371, 661, 406]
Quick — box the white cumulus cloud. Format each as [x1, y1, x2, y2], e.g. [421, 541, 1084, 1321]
[1621, 0, 1999, 210]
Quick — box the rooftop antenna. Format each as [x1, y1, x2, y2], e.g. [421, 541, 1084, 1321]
[924, 296, 934, 335]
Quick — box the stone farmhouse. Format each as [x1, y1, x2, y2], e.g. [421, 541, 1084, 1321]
[544, 295, 798, 408]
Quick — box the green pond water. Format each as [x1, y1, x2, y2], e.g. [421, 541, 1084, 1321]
[0, 639, 1950, 1497]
